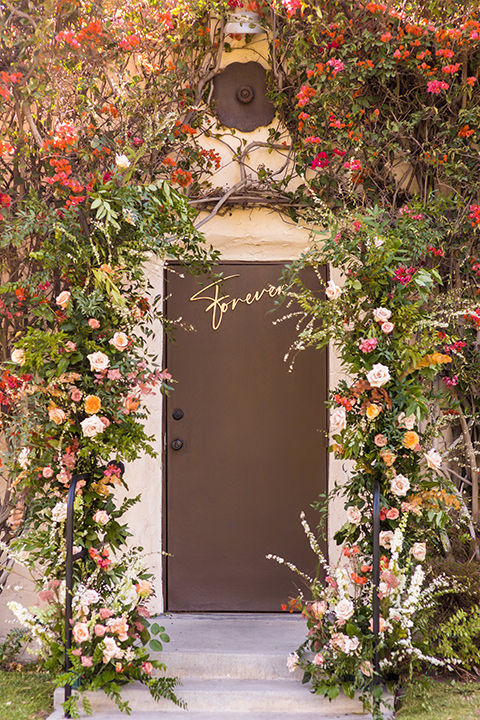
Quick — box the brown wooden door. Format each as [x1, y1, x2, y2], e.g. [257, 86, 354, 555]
[165, 263, 327, 611]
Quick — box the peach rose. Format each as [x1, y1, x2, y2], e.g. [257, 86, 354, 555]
[49, 406, 66, 424]
[56, 290, 71, 309]
[425, 448, 442, 471]
[93, 510, 110, 525]
[85, 395, 101, 414]
[80, 415, 105, 437]
[390, 474, 410, 497]
[107, 616, 129, 642]
[88, 318, 100, 329]
[330, 406, 347, 434]
[379, 530, 394, 549]
[380, 449, 396, 466]
[410, 542, 427, 561]
[397, 412, 416, 430]
[11, 348, 25, 365]
[94, 624, 106, 637]
[309, 600, 327, 619]
[373, 307, 392, 323]
[325, 280, 342, 300]
[366, 363, 391, 387]
[109, 332, 129, 351]
[313, 654, 324, 665]
[386, 508, 399, 520]
[43, 466, 54, 478]
[374, 434, 388, 447]
[81, 656, 93, 667]
[72, 622, 90, 644]
[135, 579, 152, 597]
[142, 662, 153, 674]
[335, 598, 354, 622]
[87, 351, 110, 372]
[346, 506, 362, 524]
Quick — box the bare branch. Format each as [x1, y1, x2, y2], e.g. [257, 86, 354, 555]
[3, 0, 37, 31]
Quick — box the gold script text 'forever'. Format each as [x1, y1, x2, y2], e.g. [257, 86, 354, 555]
[189, 274, 284, 330]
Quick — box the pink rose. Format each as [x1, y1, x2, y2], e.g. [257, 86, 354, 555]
[109, 332, 129, 351]
[107, 369, 122, 381]
[56, 290, 71, 309]
[93, 510, 110, 525]
[42, 466, 54, 478]
[88, 318, 100, 329]
[70, 387, 82, 402]
[390, 474, 410, 497]
[99, 608, 113, 620]
[81, 415, 105, 437]
[359, 337, 378, 353]
[373, 307, 392, 323]
[81, 656, 93, 667]
[65, 341, 76, 352]
[72, 622, 90, 644]
[381, 321, 394, 334]
[386, 508, 399, 520]
[313, 654, 324, 665]
[100, 416, 111, 428]
[87, 351, 110, 372]
[72, 648, 82, 656]
[94, 624, 106, 637]
[374, 434, 388, 447]
[142, 662, 153, 674]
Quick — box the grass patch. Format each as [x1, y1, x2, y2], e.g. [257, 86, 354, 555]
[0, 669, 55, 720]
[396, 678, 480, 720]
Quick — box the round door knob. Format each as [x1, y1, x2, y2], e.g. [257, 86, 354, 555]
[172, 408, 184, 421]
[171, 439, 183, 451]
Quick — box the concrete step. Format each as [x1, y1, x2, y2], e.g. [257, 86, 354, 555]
[48, 712, 380, 720]
[154, 650, 298, 679]
[48, 712, 379, 720]
[53, 680, 371, 714]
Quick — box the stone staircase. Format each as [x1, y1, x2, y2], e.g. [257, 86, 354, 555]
[48, 614, 392, 719]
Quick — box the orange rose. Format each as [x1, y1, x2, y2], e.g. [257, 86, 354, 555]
[366, 403, 382, 419]
[85, 395, 102, 414]
[403, 431, 419, 449]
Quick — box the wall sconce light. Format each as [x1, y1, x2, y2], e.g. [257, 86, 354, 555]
[224, 10, 264, 35]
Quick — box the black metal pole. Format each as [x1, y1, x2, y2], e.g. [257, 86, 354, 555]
[372, 478, 381, 686]
[64, 473, 89, 718]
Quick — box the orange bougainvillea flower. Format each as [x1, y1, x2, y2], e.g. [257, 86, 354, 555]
[85, 395, 102, 414]
[403, 431, 420, 449]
